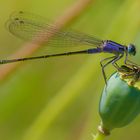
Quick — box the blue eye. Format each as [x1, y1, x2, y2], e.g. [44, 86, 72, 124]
[128, 44, 136, 56]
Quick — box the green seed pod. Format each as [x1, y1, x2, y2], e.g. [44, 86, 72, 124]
[99, 72, 140, 135]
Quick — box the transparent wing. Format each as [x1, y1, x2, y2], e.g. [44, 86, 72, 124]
[6, 11, 103, 49]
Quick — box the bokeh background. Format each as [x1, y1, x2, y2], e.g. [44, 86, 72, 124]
[0, 0, 140, 140]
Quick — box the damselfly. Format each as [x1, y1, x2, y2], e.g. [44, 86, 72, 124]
[2, 11, 137, 83]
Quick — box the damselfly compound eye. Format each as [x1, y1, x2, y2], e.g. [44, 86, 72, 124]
[128, 44, 136, 56]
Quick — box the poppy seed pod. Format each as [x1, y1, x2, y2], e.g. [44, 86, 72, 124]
[99, 72, 140, 135]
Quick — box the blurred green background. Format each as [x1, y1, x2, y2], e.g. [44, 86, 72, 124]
[0, 0, 140, 140]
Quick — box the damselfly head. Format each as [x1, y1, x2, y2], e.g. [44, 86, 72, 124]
[128, 44, 136, 56]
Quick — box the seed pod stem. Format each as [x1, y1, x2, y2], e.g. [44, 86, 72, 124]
[92, 129, 106, 140]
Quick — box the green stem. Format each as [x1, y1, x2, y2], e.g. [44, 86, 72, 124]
[93, 131, 106, 140]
